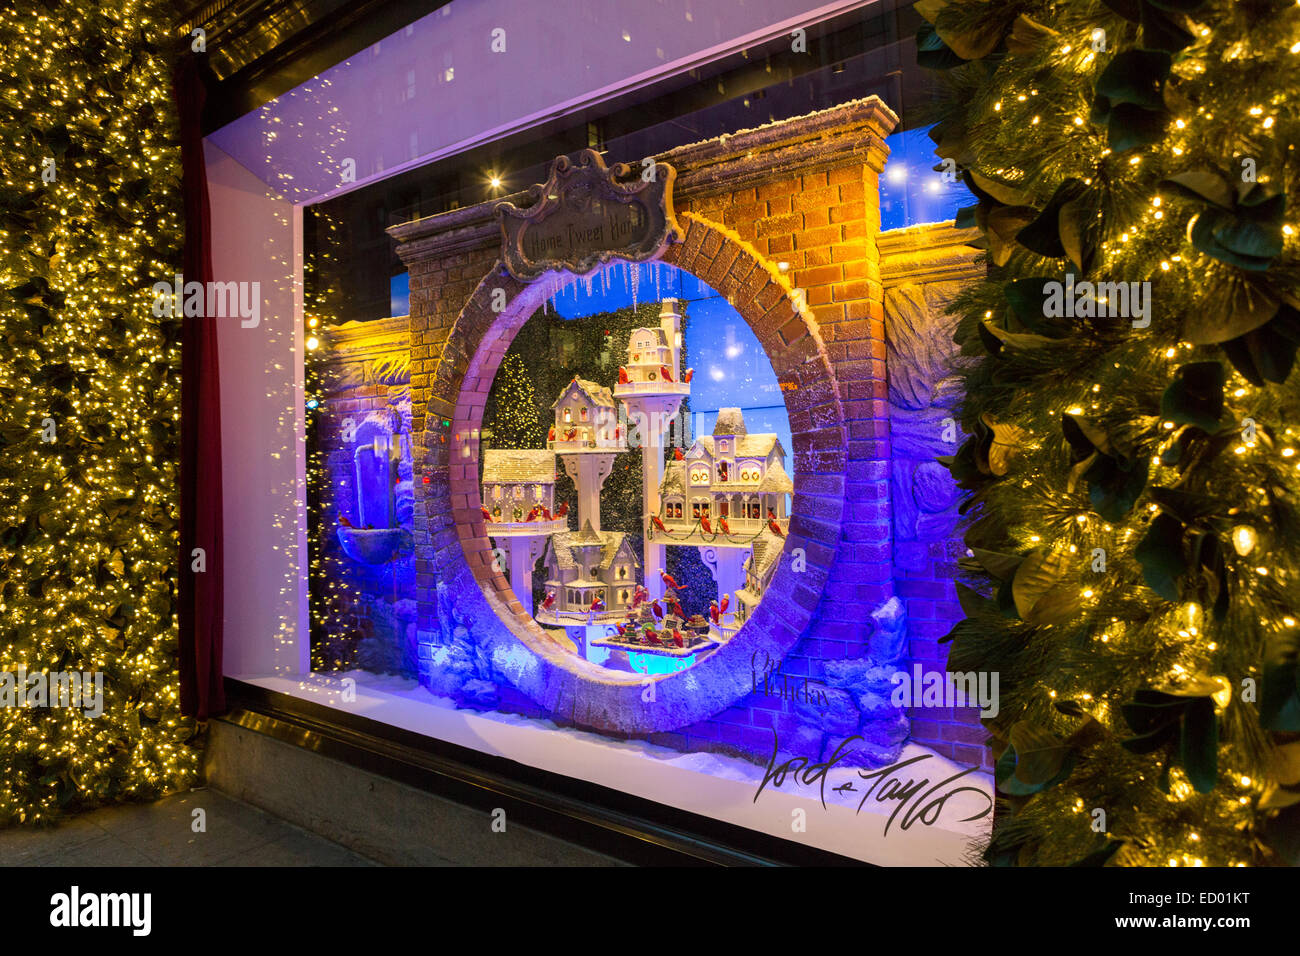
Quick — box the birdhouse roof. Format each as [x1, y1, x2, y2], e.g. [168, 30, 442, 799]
[712, 407, 748, 437]
[659, 460, 686, 497]
[757, 458, 793, 494]
[629, 326, 668, 348]
[482, 449, 556, 484]
[691, 433, 784, 461]
[551, 377, 616, 409]
[548, 524, 640, 572]
[744, 529, 783, 580]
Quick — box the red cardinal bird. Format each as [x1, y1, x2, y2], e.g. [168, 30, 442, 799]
[651, 514, 667, 533]
[481, 505, 492, 521]
[709, 600, 720, 624]
[338, 515, 353, 527]
[768, 515, 785, 538]
[700, 514, 713, 534]
[660, 570, 684, 591]
[719, 515, 731, 535]
[673, 447, 684, 461]
[554, 501, 569, 518]
[659, 365, 674, 382]
[541, 591, 556, 611]
[615, 623, 628, 637]
[589, 595, 605, 613]
[540, 506, 553, 520]
[672, 629, 684, 648]
[525, 505, 541, 521]
[547, 426, 555, 441]
[564, 427, 578, 441]
[651, 600, 664, 620]
[645, 630, 663, 646]
[631, 584, 649, 608]
[665, 593, 684, 618]
[683, 368, 694, 383]
[618, 367, 629, 384]
[719, 593, 730, 616]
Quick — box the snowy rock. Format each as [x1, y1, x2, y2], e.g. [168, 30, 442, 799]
[795, 687, 859, 735]
[459, 679, 499, 709]
[855, 691, 897, 720]
[869, 597, 908, 662]
[859, 713, 910, 750]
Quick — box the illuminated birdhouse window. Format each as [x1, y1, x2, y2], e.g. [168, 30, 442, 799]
[580, 407, 588, 420]
[718, 440, 729, 453]
[563, 407, 572, 423]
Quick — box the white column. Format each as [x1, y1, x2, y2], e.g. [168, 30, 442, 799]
[697, 544, 748, 618]
[504, 534, 546, 616]
[560, 452, 616, 532]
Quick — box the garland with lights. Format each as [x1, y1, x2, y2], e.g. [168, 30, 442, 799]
[0, 1, 197, 823]
[918, 0, 1300, 865]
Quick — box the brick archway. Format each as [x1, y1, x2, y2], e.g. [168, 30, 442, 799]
[425, 213, 846, 733]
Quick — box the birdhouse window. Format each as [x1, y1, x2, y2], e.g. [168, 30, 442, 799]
[689, 466, 708, 484]
[621, 590, 629, 603]
[717, 462, 729, 482]
[719, 501, 729, 517]
[563, 408, 572, 423]
[748, 502, 761, 519]
[719, 440, 729, 453]
[580, 407, 588, 421]
[618, 565, 627, 579]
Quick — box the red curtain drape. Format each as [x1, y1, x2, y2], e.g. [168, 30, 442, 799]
[174, 56, 226, 719]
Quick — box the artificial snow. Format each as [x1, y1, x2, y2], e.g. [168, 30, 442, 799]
[249, 669, 992, 866]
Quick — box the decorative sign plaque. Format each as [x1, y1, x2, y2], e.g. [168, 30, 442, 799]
[496, 149, 683, 281]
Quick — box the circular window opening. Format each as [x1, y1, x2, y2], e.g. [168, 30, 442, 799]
[479, 262, 793, 677]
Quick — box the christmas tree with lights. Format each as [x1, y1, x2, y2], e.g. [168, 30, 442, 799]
[0, 1, 196, 822]
[483, 351, 544, 450]
[918, 0, 1300, 864]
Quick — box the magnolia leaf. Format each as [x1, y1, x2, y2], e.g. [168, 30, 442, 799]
[1058, 193, 1095, 272]
[955, 581, 994, 617]
[1185, 274, 1279, 344]
[916, 22, 967, 69]
[1260, 628, 1300, 732]
[1005, 13, 1057, 55]
[1017, 179, 1087, 258]
[968, 170, 1032, 207]
[970, 547, 1023, 581]
[1160, 361, 1224, 432]
[1008, 721, 1071, 786]
[1084, 452, 1149, 521]
[1069, 840, 1123, 867]
[1062, 413, 1115, 458]
[1095, 49, 1172, 110]
[980, 412, 1026, 476]
[933, 4, 1012, 60]
[1106, 101, 1171, 152]
[1011, 549, 1072, 620]
[1180, 697, 1218, 793]
[1160, 169, 1235, 210]
[1134, 512, 1187, 601]
[987, 205, 1037, 266]
[980, 319, 1060, 353]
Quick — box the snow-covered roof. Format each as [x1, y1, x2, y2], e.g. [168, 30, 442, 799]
[482, 449, 556, 484]
[548, 524, 639, 573]
[551, 377, 615, 409]
[713, 407, 748, 437]
[758, 458, 793, 494]
[659, 460, 685, 498]
[692, 434, 784, 461]
[629, 326, 668, 348]
[745, 530, 783, 582]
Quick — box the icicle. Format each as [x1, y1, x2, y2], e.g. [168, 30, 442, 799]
[631, 262, 639, 308]
[653, 263, 662, 303]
